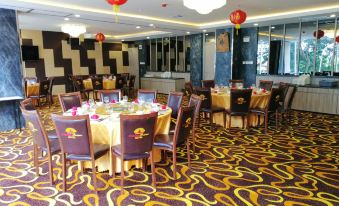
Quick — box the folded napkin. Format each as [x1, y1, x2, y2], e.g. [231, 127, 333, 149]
[161, 105, 167, 110]
[111, 99, 116, 103]
[134, 99, 139, 103]
[91, 114, 100, 120]
[72, 106, 78, 111]
[153, 99, 158, 103]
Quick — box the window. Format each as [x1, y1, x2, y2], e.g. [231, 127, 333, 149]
[299, 21, 317, 74]
[257, 26, 270, 74]
[284, 23, 299, 75]
[316, 19, 335, 75]
[269, 25, 284, 74]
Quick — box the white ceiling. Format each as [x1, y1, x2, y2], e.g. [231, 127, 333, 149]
[0, 0, 339, 40]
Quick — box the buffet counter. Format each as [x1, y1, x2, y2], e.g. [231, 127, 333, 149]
[140, 77, 185, 94]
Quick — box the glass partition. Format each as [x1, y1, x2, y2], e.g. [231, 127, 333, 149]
[146, 40, 151, 71]
[170, 37, 177, 71]
[336, 19, 339, 75]
[257, 26, 270, 74]
[299, 21, 317, 74]
[177, 36, 185, 72]
[185, 35, 191, 72]
[157, 38, 163, 71]
[315, 19, 335, 75]
[269, 25, 284, 74]
[150, 39, 156, 71]
[284, 23, 300, 75]
[163, 38, 170, 71]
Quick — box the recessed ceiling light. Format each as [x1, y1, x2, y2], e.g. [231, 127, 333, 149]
[203, 29, 207, 32]
[205, 34, 209, 36]
[330, 14, 336, 18]
[146, 36, 150, 39]
[64, 17, 69, 21]
[271, 26, 275, 29]
[74, 14, 80, 18]
[136, 26, 141, 29]
[254, 23, 259, 26]
[121, 39, 125, 42]
[149, 24, 154, 27]
[186, 31, 190, 34]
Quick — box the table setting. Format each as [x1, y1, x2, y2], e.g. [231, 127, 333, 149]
[62, 98, 172, 174]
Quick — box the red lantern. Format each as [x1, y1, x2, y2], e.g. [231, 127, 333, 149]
[106, 0, 128, 13]
[313, 30, 324, 39]
[96, 33, 105, 44]
[335, 36, 339, 43]
[230, 9, 247, 35]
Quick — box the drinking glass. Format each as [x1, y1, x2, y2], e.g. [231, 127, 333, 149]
[103, 96, 110, 104]
[123, 96, 128, 102]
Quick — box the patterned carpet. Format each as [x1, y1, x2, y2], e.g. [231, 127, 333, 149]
[0, 95, 338, 205]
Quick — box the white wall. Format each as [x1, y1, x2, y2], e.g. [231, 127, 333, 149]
[203, 41, 216, 80]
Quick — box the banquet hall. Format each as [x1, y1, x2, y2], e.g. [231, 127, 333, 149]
[0, 0, 338, 205]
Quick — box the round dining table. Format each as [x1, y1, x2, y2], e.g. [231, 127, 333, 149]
[212, 91, 271, 128]
[67, 103, 172, 175]
[83, 79, 116, 90]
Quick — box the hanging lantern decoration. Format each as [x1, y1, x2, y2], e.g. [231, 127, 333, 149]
[313, 30, 325, 39]
[106, 0, 128, 21]
[230, 9, 247, 35]
[96, 33, 105, 45]
[335, 36, 339, 43]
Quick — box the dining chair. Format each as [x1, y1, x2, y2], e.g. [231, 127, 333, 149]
[127, 75, 136, 98]
[58, 92, 82, 113]
[194, 89, 226, 129]
[279, 84, 297, 123]
[184, 82, 194, 97]
[229, 79, 244, 88]
[92, 77, 103, 100]
[21, 108, 60, 185]
[154, 106, 195, 180]
[24, 77, 38, 97]
[98, 89, 121, 103]
[72, 76, 91, 100]
[20, 98, 36, 110]
[51, 114, 110, 193]
[111, 112, 158, 193]
[250, 88, 282, 133]
[167, 91, 184, 119]
[259, 80, 273, 91]
[137, 89, 157, 103]
[29, 80, 51, 107]
[226, 89, 252, 129]
[188, 94, 202, 153]
[116, 76, 127, 96]
[201, 80, 215, 89]
[47, 77, 55, 105]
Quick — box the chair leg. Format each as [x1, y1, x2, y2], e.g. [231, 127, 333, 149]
[48, 153, 54, 185]
[120, 158, 124, 194]
[91, 160, 98, 195]
[142, 158, 147, 172]
[275, 110, 278, 129]
[228, 115, 232, 129]
[111, 155, 116, 178]
[223, 112, 226, 128]
[209, 112, 213, 129]
[172, 151, 177, 180]
[186, 142, 191, 170]
[33, 144, 39, 176]
[247, 115, 250, 129]
[150, 151, 156, 187]
[80, 161, 84, 175]
[192, 128, 196, 153]
[242, 116, 245, 129]
[62, 153, 67, 192]
[264, 113, 268, 134]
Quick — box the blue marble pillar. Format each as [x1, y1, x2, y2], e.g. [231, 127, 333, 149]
[190, 34, 203, 87]
[215, 28, 233, 86]
[232, 28, 258, 87]
[0, 9, 24, 131]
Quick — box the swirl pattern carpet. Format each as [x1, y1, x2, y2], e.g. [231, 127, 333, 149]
[0, 95, 338, 206]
